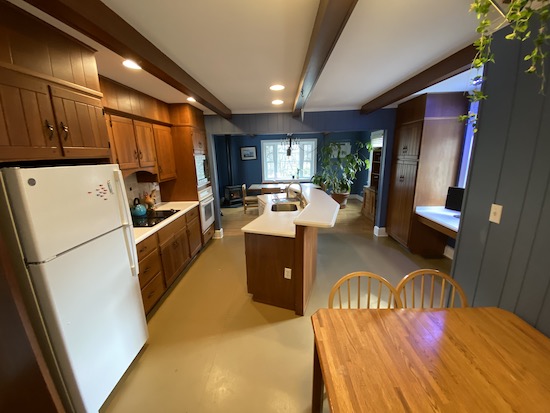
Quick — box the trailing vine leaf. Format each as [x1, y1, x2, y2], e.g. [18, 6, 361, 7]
[465, 0, 550, 128]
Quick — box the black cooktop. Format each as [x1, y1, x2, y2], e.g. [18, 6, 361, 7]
[132, 209, 180, 228]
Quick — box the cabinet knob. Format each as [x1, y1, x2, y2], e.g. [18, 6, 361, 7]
[399, 175, 405, 182]
[134, 149, 139, 159]
[139, 150, 143, 160]
[60, 122, 69, 141]
[45, 120, 54, 140]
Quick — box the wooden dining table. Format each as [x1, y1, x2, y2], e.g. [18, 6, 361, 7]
[311, 307, 550, 412]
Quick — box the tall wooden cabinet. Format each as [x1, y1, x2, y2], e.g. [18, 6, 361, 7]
[387, 93, 468, 257]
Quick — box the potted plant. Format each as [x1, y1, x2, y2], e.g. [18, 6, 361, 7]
[313, 141, 372, 208]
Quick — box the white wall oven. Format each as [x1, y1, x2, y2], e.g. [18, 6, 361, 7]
[194, 154, 210, 187]
[198, 186, 215, 230]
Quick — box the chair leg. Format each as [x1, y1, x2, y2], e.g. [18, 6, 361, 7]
[244, 202, 247, 214]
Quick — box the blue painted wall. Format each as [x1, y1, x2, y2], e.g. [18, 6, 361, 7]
[206, 109, 397, 226]
[452, 23, 550, 335]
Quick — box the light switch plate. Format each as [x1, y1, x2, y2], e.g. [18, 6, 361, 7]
[284, 267, 292, 279]
[489, 204, 503, 224]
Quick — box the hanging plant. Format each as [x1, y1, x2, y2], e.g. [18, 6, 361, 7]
[462, 0, 550, 127]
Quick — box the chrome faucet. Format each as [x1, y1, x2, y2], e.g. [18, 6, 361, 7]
[286, 182, 306, 208]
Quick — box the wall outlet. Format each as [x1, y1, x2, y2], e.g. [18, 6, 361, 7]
[489, 203, 503, 224]
[284, 267, 292, 279]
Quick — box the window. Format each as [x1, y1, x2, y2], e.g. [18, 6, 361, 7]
[261, 139, 317, 181]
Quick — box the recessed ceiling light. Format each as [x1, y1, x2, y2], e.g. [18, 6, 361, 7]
[270, 84, 285, 91]
[187, 97, 196, 102]
[122, 59, 141, 70]
[272, 99, 284, 105]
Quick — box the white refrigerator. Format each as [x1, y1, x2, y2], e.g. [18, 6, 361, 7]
[0, 164, 148, 413]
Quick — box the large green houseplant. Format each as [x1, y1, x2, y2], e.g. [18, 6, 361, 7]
[312, 141, 372, 208]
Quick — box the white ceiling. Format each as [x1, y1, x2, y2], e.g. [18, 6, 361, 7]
[9, 0, 496, 116]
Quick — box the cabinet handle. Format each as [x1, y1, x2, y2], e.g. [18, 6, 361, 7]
[134, 149, 138, 159]
[399, 175, 405, 182]
[402, 145, 408, 154]
[139, 150, 143, 160]
[143, 266, 150, 274]
[45, 120, 54, 140]
[60, 122, 69, 141]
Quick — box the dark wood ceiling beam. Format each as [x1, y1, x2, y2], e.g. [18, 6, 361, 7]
[360, 44, 477, 114]
[292, 0, 358, 117]
[22, 0, 232, 119]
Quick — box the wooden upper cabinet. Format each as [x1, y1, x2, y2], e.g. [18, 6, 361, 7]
[0, 67, 110, 162]
[394, 121, 422, 159]
[0, 67, 60, 161]
[191, 128, 207, 154]
[109, 115, 138, 169]
[109, 116, 160, 171]
[49, 85, 109, 158]
[153, 124, 177, 181]
[0, 4, 112, 162]
[132, 121, 156, 168]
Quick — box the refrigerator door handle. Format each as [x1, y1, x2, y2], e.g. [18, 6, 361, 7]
[114, 169, 139, 277]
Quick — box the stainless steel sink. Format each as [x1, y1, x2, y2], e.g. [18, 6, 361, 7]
[272, 197, 301, 204]
[271, 204, 298, 212]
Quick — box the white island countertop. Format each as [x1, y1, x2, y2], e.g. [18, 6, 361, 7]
[241, 184, 340, 238]
[133, 201, 199, 244]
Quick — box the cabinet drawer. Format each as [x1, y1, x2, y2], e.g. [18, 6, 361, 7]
[137, 235, 158, 261]
[141, 272, 165, 315]
[157, 216, 186, 244]
[185, 206, 200, 223]
[203, 224, 215, 244]
[138, 249, 162, 287]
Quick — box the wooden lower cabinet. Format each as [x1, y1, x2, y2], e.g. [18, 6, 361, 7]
[158, 217, 190, 288]
[362, 187, 376, 221]
[137, 236, 166, 315]
[186, 206, 202, 257]
[136, 208, 205, 314]
[203, 224, 215, 244]
[387, 160, 418, 247]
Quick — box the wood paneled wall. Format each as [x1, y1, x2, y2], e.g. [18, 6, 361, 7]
[0, 1, 99, 92]
[453, 23, 550, 335]
[100, 76, 170, 123]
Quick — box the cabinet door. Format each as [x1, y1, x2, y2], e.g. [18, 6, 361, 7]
[110, 115, 139, 169]
[133, 120, 156, 167]
[0, 67, 61, 161]
[153, 124, 177, 181]
[49, 85, 110, 158]
[160, 227, 190, 287]
[394, 121, 422, 159]
[192, 128, 206, 153]
[387, 160, 418, 246]
[187, 217, 202, 258]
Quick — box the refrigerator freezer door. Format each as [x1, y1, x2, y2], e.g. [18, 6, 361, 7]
[28, 228, 148, 413]
[2, 164, 128, 263]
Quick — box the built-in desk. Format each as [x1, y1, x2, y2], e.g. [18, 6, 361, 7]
[415, 206, 460, 239]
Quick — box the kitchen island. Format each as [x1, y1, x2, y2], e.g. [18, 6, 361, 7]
[242, 184, 339, 315]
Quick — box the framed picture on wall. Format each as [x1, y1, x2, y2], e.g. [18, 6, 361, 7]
[240, 146, 257, 160]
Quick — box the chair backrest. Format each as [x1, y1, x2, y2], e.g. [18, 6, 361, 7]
[241, 183, 247, 198]
[328, 272, 403, 309]
[395, 269, 468, 309]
